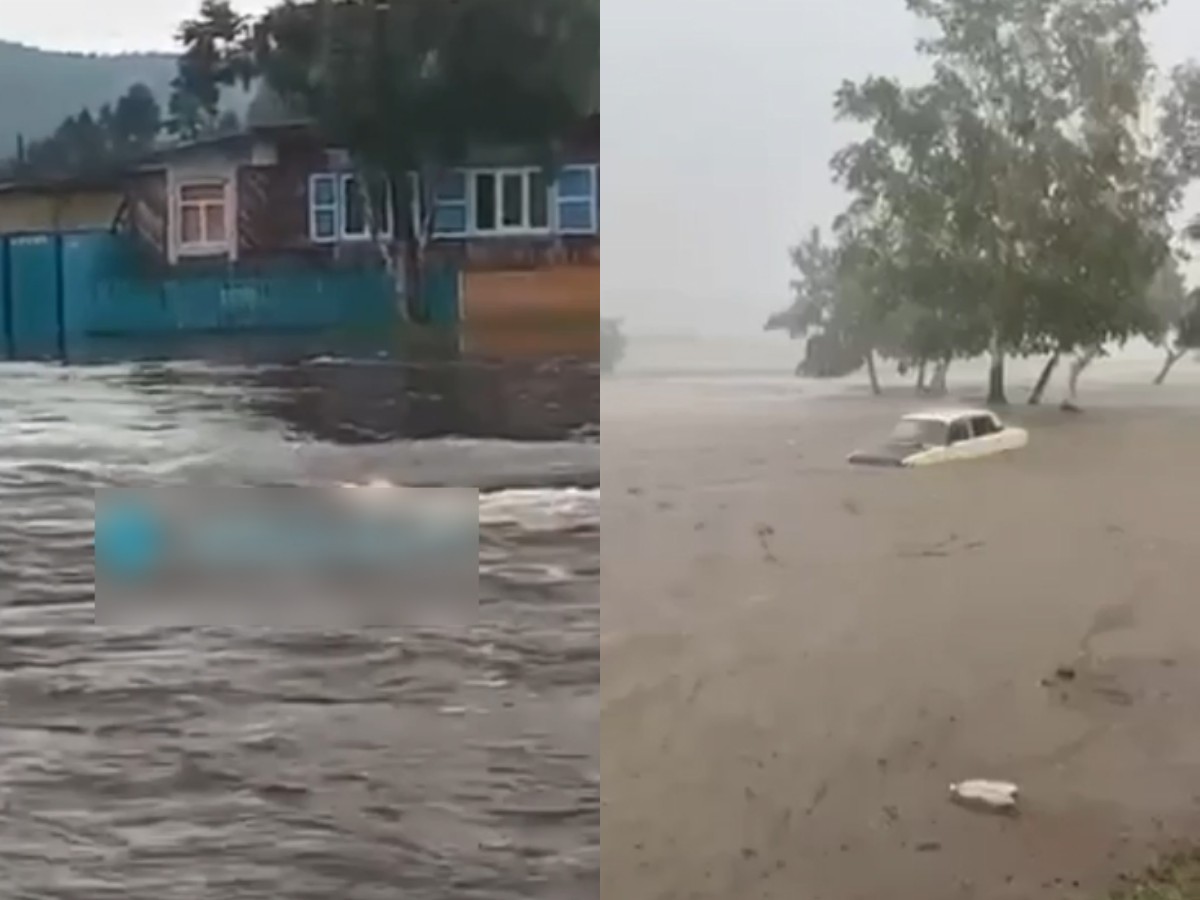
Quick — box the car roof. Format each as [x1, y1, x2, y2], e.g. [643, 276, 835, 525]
[902, 408, 997, 424]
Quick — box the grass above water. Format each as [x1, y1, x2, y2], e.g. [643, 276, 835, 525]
[1112, 853, 1200, 899]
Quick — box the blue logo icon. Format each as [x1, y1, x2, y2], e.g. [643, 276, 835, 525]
[95, 500, 163, 578]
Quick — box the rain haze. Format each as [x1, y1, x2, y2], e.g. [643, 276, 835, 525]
[600, 4, 1200, 897]
[8, 2, 1200, 898]
[11, 0, 1200, 337]
[602, 0, 1200, 337]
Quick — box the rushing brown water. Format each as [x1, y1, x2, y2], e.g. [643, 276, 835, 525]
[0, 356, 599, 900]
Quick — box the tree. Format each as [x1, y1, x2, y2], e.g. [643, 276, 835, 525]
[827, 72, 993, 392]
[215, 109, 242, 135]
[169, 0, 254, 139]
[167, 0, 597, 320]
[766, 225, 905, 392]
[807, 0, 1193, 407]
[1142, 256, 1199, 384]
[0, 78, 163, 179]
[113, 83, 163, 151]
[765, 228, 862, 378]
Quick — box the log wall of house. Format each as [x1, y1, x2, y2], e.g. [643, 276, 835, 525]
[238, 136, 331, 267]
[124, 171, 169, 264]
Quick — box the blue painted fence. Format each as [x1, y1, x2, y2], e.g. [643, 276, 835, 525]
[0, 231, 461, 361]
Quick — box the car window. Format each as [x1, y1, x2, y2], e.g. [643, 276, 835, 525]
[890, 419, 948, 446]
[948, 421, 970, 444]
[970, 416, 997, 437]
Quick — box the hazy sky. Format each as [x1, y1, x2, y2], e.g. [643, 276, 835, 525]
[4, 1, 271, 55]
[10, 0, 1200, 335]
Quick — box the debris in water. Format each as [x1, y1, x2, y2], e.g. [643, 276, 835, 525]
[1042, 664, 1078, 688]
[949, 780, 1019, 814]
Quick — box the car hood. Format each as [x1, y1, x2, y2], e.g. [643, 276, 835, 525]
[847, 441, 924, 466]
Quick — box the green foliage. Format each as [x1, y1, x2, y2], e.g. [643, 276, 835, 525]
[166, 0, 597, 181]
[169, 0, 256, 139]
[5, 82, 163, 178]
[166, 0, 597, 319]
[1144, 255, 1193, 345]
[242, 0, 598, 185]
[1109, 851, 1200, 899]
[765, 226, 902, 378]
[770, 0, 1200, 398]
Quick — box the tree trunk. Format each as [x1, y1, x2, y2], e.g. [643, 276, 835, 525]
[915, 358, 928, 394]
[404, 238, 425, 323]
[1153, 347, 1185, 385]
[987, 329, 1007, 405]
[403, 167, 440, 324]
[356, 167, 409, 322]
[865, 349, 881, 396]
[1027, 351, 1060, 405]
[1065, 345, 1100, 407]
[929, 358, 950, 396]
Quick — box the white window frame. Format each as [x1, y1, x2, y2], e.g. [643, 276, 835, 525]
[309, 165, 597, 243]
[309, 173, 339, 244]
[339, 172, 394, 242]
[176, 179, 231, 256]
[468, 167, 552, 236]
[554, 164, 599, 235]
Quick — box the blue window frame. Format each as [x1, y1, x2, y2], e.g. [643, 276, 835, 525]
[309, 174, 338, 243]
[555, 164, 598, 234]
[431, 171, 469, 236]
[310, 163, 601, 243]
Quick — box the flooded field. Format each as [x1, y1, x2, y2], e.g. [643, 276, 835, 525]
[0, 353, 599, 900]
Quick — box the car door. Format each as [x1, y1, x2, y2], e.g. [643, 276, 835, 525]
[969, 414, 1008, 455]
[945, 418, 974, 460]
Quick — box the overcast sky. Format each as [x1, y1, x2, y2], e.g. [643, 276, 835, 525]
[4, 1, 271, 55]
[9, 0, 1200, 335]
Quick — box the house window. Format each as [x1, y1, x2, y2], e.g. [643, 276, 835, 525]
[410, 171, 470, 237]
[474, 172, 496, 232]
[309, 174, 338, 242]
[556, 164, 598, 234]
[472, 168, 550, 234]
[341, 173, 393, 240]
[177, 182, 228, 251]
[306, 164, 590, 242]
[432, 170, 468, 236]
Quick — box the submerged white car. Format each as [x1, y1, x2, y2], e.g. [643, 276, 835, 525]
[848, 408, 1028, 467]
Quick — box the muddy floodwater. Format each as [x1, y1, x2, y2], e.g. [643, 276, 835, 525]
[602, 340, 1200, 900]
[0, 354, 599, 900]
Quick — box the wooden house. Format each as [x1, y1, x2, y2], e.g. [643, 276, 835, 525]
[120, 116, 600, 341]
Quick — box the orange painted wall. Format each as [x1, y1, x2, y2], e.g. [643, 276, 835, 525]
[462, 263, 599, 359]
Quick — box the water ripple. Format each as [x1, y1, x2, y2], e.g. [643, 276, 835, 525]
[0, 358, 598, 900]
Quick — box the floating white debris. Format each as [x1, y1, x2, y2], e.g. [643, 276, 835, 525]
[949, 780, 1019, 813]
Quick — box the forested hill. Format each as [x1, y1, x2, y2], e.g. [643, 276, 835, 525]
[0, 40, 177, 159]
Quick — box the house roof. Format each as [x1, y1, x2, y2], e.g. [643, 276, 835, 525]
[0, 119, 314, 194]
[140, 121, 314, 164]
[0, 170, 129, 196]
